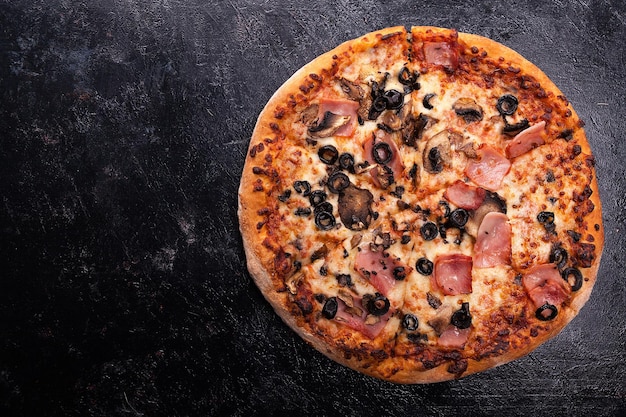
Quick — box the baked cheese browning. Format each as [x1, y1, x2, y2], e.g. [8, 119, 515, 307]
[239, 26, 603, 382]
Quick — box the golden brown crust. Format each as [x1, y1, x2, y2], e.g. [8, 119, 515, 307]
[238, 26, 604, 384]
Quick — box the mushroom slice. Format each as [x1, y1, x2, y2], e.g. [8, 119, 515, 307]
[339, 78, 364, 101]
[453, 97, 484, 123]
[308, 111, 351, 138]
[464, 191, 508, 238]
[337, 185, 374, 231]
[422, 130, 453, 174]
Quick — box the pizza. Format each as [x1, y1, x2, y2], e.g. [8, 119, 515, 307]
[238, 26, 604, 383]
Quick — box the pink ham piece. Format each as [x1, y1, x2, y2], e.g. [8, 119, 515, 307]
[423, 41, 459, 69]
[443, 180, 486, 210]
[474, 212, 512, 268]
[334, 297, 391, 339]
[433, 254, 473, 296]
[355, 245, 411, 296]
[464, 145, 511, 191]
[522, 263, 571, 310]
[363, 132, 405, 188]
[438, 325, 471, 348]
[505, 121, 546, 159]
[317, 98, 360, 137]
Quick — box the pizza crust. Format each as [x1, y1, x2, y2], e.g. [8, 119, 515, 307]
[238, 26, 604, 384]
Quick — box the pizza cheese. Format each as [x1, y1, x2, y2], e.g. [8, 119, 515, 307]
[238, 26, 603, 383]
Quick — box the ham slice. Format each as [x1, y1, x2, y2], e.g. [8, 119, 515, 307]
[317, 98, 360, 137]
[474, 212, 512, 268]
[433, 254, 473, 295]
[505, 121, 546, 159]
[334, 297, 391, 339]
[355, 245, 411, 296]
[443, 180, 486, 209]
[438, 325, 471, 348]
[464, 145, 511, 191]
[522, 263, 571, 309]
[423, 41, 459, 69]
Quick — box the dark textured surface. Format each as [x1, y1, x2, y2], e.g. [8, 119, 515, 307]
[0, 1, 624, 416]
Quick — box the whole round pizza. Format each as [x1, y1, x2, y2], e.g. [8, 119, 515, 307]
[238, 26, 603, 383]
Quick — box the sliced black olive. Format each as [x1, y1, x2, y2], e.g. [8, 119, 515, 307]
[537, 211, 555, 224]
[449, 208, 469, 228]
[416, 257, 434, 276]
[318, 145, 339, 165]
[327, 171, 350, 194]
[420, 222, 439, 241]
[496, 94, 518, 116]
[383, 89, 404, 110]
[293, 180, 311, 196]
[428, 147, 443, 173]
[393, 266, 407, 281]
[309, 190, 327, 207]
[372, 141, 393, 165]
[423, 93, 436, 109]
[398, 66, 415, 85]
[422, 130, 452, 174]
[322, 297, 338, 319]
[295, 207, 312, 217]
[402, 313, 419, 331]
[439, 200, 451, 217]
[535, 303, 558, 321]
[368, 95, 388, 120]
[451, 302, 472, 329]
[503, 119, 530, 136]
[562, 267, 583, 291]
[338, 152, 355, 173]
[549, 245, 568, 270]
[336, 274, 352, 287]
[365, 293, 390, 316]
[313, 201, 333, 215]
[315, 211, 336, 231]
[278, 189, 292, 202]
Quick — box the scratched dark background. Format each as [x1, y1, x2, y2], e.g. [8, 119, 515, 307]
[0, 0, 624, 416]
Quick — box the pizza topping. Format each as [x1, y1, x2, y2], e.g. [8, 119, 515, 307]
[309, 111, 351, 138]
[308, 99, 359, 138]
[453, 98, 484, 123]
[443, 180, 486, 210]
[327, 171, 351, 194]
[338, 152, 356, 173]
[420, 222, 439, 241]
[562, 267, 583, 292]
[402, 313, 419, 331]
[315, 211, 336, 231]
[309, 190, 327, 207]
[402, 112, 431, 148]
[496, 94, 519, 116]
[433, 254, 473, 295]
[438, 325, 471, 348]
[522, 263, 571, 312]
[423, 130, 453, 174]
[537, 211, 556, 234]
[474, 212, 512, 268]
[464, 145, 511, 191]
[422, 93, 436, 109]
[372, 141, 393, 164]
[355, 245, 411, 295]
[423, 41, 459, 70]
[549, 244, 569, 270]
[502, 119, 530, 136]
[535, 302, 558, 321]
[364, 293, 391, 316]
[364, 132, 405, 188]
[505, 120, 546, 158]
[416, 257, 434, 276]
[337, 185, 374, 231]
[322, 297, 339, 319]
[464, 191, 507, 238]
[293, 180, 311, 196]
[450, 302, 472, 329]
[318, 145, 339, 165]
[398, 66, 421, 91]
[333, 296, 391, 339]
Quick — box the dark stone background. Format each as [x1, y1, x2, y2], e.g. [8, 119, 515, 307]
[1, 1, 624, 416]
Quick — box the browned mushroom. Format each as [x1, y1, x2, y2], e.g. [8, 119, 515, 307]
[464, 191, 508, 238]
[453, 97, 484, 123]
[422, 130, 453, 173]
[337, 185, 374, 231]
[308, 111, 351, 138]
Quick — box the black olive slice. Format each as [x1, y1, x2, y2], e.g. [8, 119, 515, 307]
[315, 211, 336, 231]
[451, 302, 472, 329]
[537, 211, 555, 224]
[535, 303, 558, 321]
[322, 297, 338, 319]
[549, 245, 569, 270]
[327, 172, 350, 194]
[423, 93, 436, 110]
[416, 257, 433, 276]
[336, 274, 352, 287]
[402, 313, 419, 331]
[393, 266, 407, 281]
[398, 67, 415, 85]
[427, 147, 443, 173]
[365, 293, 390, 316]
[372, 142, 393, 165]
[313, 201, 333, 215]
[383, 89, 404, 110]
[449, 208, 469, 228]
[420, 222, 439, 241]
[503, 119, 530, 136]
[293, 180, 311, 196]
[309, 190, 327, 207]
[338, 153, 355, 173]
[562, 267, 583, 291]
[318, 145, 339, 165]
[496, 94, 518, 116]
